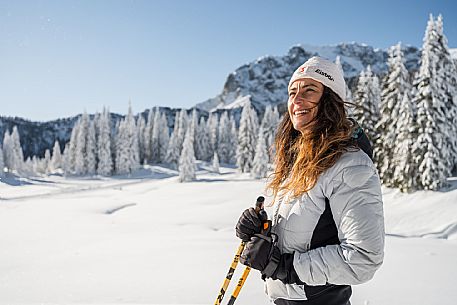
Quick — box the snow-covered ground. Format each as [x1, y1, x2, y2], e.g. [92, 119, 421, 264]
[1, 164, 456, 305]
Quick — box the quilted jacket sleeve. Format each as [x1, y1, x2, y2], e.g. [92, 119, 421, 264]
[293, 162, 385, 285]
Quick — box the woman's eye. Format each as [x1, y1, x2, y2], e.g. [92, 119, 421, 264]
[289, 92, 296, 97]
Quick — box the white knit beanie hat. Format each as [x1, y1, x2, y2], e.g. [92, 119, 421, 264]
[288, 56, 346, 102]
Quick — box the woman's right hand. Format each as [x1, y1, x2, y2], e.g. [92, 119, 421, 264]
[235, 208, 268, 242]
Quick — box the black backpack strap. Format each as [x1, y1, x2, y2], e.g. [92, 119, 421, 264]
[348, 118, 373, 161]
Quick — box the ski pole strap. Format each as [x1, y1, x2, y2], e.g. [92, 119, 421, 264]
[262, 244, 282, 279]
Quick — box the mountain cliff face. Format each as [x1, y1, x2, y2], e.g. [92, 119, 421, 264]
[195, 42, 421, 113]
[0, 42, 439, 159]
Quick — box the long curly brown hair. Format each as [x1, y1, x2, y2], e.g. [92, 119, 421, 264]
[267, 86, 358, 203]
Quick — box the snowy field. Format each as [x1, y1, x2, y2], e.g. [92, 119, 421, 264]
[1, 164, 457, 305]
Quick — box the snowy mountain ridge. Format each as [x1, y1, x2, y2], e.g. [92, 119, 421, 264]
[195, 42, 422, 113]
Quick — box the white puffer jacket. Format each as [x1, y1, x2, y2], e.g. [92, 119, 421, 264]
[265, 149, 385, 301]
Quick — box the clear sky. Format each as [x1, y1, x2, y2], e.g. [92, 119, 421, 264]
[1, 0, 456, 121]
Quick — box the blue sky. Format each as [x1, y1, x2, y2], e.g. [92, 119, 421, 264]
[1, 0, 456, 121]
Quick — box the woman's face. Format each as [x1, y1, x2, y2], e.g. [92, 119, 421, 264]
[288, 78, 324, 133]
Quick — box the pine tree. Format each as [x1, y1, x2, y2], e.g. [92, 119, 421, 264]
[190, 109, 199, 156]
[435, 14, 457, 172]
[251, 126, 269, 179]
[236, 100, 258, 173]
[412, 14, 453, 190]
[85, 120, 97, 175]
[229, 116, 238, 164]
[212, 151, 220, 174]
[260, 105, 280, 162]
[144, 108, 155, 163]
[166, 113, 181, 169]
[392, 93, 416, 192]
[137, 114, 146, 164]
[178, 129, 196, 182]
[195, 117, 211, 161]
[62, 143, 71, 176]
[217, 112, 231, 164]
[2, 130, 12, 172]
[353, 66, 381, 145]
[49, 140, 62, 173]
[208, 113, 219, 157]
[0, 146, 4, 177]
[375, 43, 411, 186]
[66, 117, 80, 174]
[97, 107, 113, 176]
[10, 126, 25, 174]
[44, 149, 51, 175]
[150, 108, 160, 163]
[176, 109, 189, 151]
[75, 112, 89, 175]
[158, 112, 170, 163]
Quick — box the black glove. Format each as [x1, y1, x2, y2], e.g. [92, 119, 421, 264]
[240, 233, 305, 285]
[235, 208, 268, 242]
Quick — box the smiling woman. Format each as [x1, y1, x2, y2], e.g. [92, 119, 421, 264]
[235, 56, 385, 305]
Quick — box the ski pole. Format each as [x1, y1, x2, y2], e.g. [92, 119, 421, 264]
[213, 196, 265, 305]
[227, 207, 271, 305]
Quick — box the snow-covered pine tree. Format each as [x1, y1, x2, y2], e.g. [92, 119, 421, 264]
[0, 146, 4, 177]
[195, 117, 211, 161]
[66, 117, 80, 174]
[86, 120, 97, 175]
[212, 151, 220, 174]
[2, 130, 12, 172]
[229, 116, 238, 164]
[251, 126, 269, 179]
[44, 149, 51, 175]
[62, 143, 71, 176]
[126, 104, 140, 173]
[144, 108, 155, 163]
[75, 112, 89, 175]
[9, 126, 25, 174]
[149, 108, 160, 163]
[236, 100, 258, 173]
[392, 93, 416, 192]
[158, 112, 170, 163]
[260, 105, 280, 163]
[412, 14, 453, 190]
[178, 129, 196, 182]
[435, 14, 457, 172]
[97, 107, 113, 176]
[115, 119, 130, 174]
[208, 112, 219, 158]
[166, 112, 181, 169]
[137, 114, 146, 165]
[375, 43, 411, 186]
[190, 109, 199, 150]
[176, 109, 189, 151]
[353, 66, 381, 145]
[217, 112, 231, 164]
[49, 140, 62, 173]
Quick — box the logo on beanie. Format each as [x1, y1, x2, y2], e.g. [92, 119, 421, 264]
[315, 69, 334, 81]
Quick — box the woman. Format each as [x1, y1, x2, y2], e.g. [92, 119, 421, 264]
[235, 56, 384, 305]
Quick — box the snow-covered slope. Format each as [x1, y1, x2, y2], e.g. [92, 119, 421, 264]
[1, 164, 457, 304]
[195, 42, 420, 113]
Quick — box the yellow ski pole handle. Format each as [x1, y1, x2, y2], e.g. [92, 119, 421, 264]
[227, 266, 251, 305]
[213, 241, 246, 305]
